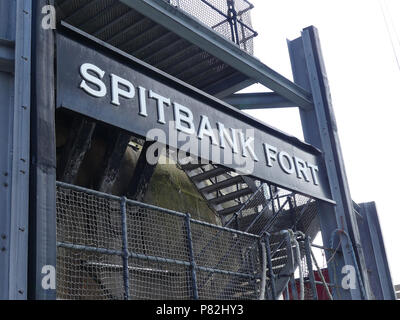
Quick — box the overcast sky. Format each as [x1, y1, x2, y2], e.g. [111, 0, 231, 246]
[244, 0, 400, 285]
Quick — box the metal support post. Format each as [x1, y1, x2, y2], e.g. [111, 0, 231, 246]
[185, 213, 199, 300]
[28, 0, 57, 300]
[120, 197, 130, 300]
[288, 26, 373, 299]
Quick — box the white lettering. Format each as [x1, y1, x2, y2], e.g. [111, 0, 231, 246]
[307, 163, 320, 186]
[173, 102, 195, 135]
[294, 156, 310, 182]
[278, 151, 295, 174]
[149, 90, 171, 124]
[263, 143, 278, 167]
[110, 74, 135, 106]
[79, 63, 107, 98]
[217, 122, 238, 154]
[238, 130, 259, 161]
[138, 86, 148, 117]
[198, 115, 218, 145]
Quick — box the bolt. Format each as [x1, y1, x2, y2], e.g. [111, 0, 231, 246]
[1, 234, 6, 240]
[4, 172, 8, 177]
[18, 289, 24, 295]
[1, 247, 6, 252]
[19, 227, 25, 232]
[4, 183, 8, 188]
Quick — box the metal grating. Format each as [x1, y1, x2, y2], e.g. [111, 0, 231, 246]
[54, 0, 256, 95]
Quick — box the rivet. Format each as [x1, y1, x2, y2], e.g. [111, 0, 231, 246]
[19, 227, 25, 232]
[18, 289, 24, 295]
[1, 234, 6, 240]
[4, 183, 8, 188]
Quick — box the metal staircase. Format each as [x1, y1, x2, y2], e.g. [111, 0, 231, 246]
[178, 159, 262, 224]
[179, 166, 322, 299]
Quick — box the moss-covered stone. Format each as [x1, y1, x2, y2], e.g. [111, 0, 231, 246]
[143, 156, 217, 224]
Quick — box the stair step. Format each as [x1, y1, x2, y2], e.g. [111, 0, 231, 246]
[217, 196, 266, 216]
[217, 204, 244, 216]
[180, 162, 204, 171]
[209, 188, 253, 205]
[199, 175, 244, 194]
[191, 167, 229, 182]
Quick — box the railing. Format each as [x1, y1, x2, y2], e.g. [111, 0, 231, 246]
[165, 0, 257, 54]
[55, 181, 332, 300]
[56, 181, 264, 300]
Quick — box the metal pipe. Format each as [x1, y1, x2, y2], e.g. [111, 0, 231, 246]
[120, 197, 130, 300]
[292, 233, 304, 300]
[310, 247, 333, 300]
[304, 236, 318, 300]
[56, 242, 255, 279]
[185, 213, 199, 300]
[259, 240, 267, 300]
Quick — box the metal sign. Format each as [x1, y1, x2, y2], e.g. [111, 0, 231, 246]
[56, 27, 333, 203]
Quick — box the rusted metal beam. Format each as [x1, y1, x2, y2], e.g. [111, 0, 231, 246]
[126, 141, 160, 201]
[57, 117, 96, 184]
[96, 130, 131, 193]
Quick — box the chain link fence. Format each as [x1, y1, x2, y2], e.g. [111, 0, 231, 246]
[56, 182, 264, 300]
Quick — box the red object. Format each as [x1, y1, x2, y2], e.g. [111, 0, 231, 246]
[285, 268, 332, 300]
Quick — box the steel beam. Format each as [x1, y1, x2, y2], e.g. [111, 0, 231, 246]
[57, 117, 96, 184]
[358, 202, 396, 300]
[126, 141, 160, 201]
[28, 0, 57, 300]
[96, 131, 131, 194]
[223, 92, 298, 110]
[0, 0, 32, 300]
[120, 0, 313, 108]
[288, 26, 373, 299]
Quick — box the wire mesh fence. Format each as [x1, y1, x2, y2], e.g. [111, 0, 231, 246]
[56, 181, 264, 300]
[166, 0, 257, 54]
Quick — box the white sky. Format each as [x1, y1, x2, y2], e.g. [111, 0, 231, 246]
[244, 0, 400, 285]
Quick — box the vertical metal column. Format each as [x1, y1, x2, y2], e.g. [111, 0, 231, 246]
[304, 236, 318, 300]
[120, 197, 130, 300]
[28, 0, 57, 300]
[0, 0, 32, 300]
[185, 213, 199, 300]
[288, 26, 373, 299]
[227, 0, 240, 45]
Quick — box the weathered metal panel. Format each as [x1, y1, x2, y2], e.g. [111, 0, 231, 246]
[0, 0, 31, 300]
[56, 26, 333, 203]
